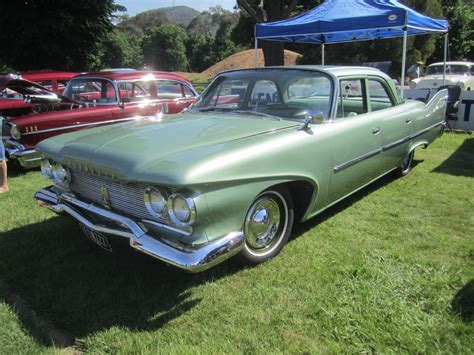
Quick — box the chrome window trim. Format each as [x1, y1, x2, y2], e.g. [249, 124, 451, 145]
[66, 76, 120, 104]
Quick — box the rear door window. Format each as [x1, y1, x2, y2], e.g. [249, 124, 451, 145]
[336, 79, 367, 118]
[368, 80, 394, 112]
[156, 80, 183, 100]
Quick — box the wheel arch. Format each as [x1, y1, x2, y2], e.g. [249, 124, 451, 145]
[409, 140, 429, 154]
[268, 179, 318, 223]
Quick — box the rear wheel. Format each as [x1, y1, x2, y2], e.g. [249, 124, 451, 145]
[236, 187, 294, 266]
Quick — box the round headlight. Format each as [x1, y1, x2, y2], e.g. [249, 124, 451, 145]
[40, 159, 53, 179]
[10, 125, 21, 140]
[144, 187, 168, 217]
[52, 163, 70, 185]
[409, 81, 417, 89]
[167, 193, 196, 226]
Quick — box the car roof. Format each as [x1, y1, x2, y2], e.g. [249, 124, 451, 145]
[428, 61, 474, 67]
[220, 65, 390, 79]
[21, 71, 78, 81]
[74, 70, 191, 83]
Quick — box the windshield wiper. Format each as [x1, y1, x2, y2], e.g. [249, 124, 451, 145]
[232, 110, 281, 121]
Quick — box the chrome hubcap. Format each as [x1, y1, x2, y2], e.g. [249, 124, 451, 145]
[245, 197, 281, 250]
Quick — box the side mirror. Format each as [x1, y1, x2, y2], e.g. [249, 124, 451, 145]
[298, 111, 323, 131]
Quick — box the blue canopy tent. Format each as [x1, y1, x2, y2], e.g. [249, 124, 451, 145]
[254, 0, 449, 98]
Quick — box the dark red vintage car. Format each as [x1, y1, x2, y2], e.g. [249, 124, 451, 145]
[3, 70, 198, 168]
[21, 71, 78, 94]
[0, 74, 61, 116]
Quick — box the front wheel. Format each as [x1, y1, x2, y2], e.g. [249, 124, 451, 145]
[236, 187, 294, 266]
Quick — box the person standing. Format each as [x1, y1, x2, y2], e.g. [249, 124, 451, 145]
[0, 116, 9, 193]
[408, 61, 424, 80]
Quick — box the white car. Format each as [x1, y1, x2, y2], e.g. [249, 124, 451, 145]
[410, 62, 474, 90]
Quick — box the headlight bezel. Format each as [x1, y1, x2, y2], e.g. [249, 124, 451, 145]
[144, 187, 168, 218]
[51, 163, 71, 186]
[40, 158, 53, 179]
[167, 193, 196, 227]
[409, 81, 417, 89]
[10, 124, 21, 140]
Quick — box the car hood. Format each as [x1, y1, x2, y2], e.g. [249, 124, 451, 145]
[38, 112, 299, 184]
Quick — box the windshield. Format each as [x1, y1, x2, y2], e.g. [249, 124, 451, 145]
[426, 65, 471, 76]
[64, 78, 118, 104]
[192, 69, 333, 121]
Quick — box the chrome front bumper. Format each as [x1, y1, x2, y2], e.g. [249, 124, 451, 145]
[6, 141, 41, 168]
[34, 187, 244, 273]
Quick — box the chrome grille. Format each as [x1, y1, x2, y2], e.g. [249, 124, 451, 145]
[69, 168, 166, 223]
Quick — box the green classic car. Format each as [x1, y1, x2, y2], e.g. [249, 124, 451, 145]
[34, 66, 448, 272]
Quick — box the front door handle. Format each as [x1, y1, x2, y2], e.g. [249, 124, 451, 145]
[372, 126, 381, 135]
[405, 117, 412, 124]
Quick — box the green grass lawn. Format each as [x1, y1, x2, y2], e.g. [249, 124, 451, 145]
[0, 132, 473, 353]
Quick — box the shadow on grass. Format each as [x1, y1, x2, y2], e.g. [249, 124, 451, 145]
[5, 161, 37, 178]
[432, 138, 474, 177]
[451, 279, 474, 323]
[0, 216, 241, 344]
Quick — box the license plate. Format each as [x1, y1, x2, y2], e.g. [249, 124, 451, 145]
[79, 224, 113, 252]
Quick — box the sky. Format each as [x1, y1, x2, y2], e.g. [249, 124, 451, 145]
[117, 0, 237, 15]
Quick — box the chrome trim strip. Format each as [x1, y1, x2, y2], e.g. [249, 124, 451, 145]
[334, 121, 443, 173]
[382, 121, 443, 151]
[334, 147, 383, 172]
[22, 116, 147, 136]
[34, 187, 244, 272]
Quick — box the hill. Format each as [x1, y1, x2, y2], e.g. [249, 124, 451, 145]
[200, 49, 302, 79]
[161, 6, 200, 26]
[118, 6, 199, 35]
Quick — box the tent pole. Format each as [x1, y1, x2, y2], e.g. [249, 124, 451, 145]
[254, 37, 259, 67]
[443, 32, 448, 86]
[400, 30, 408, 99]
[322, 44, 325, 66]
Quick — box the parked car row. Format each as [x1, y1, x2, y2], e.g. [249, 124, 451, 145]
[1, 70, 197, 168]
[32, 66, 448, 272]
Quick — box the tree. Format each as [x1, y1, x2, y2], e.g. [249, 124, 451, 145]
[237, 0, 300, 66]
[430, 0, 473, 62]
[117, 10, 170, 36]
[0, 0, 123, 71]
[142, 24, 189, 71]
[186, 34, 216, 72]
[90, 30, 144, 70]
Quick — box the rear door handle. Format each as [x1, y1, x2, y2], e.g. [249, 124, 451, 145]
[405, 117, 412, 124]
[372, 126, 381, 135]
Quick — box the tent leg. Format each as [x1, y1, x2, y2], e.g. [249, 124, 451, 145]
[443, 33, 448, 86]
[400, 30, 408, 99]
[322, 44, 325, 66]
[254, 38, 258, 67]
